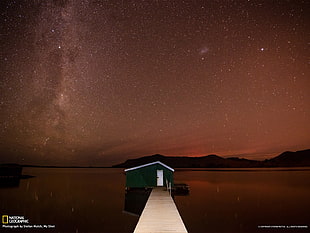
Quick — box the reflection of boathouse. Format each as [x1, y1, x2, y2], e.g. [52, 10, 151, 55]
[124, 189, 151, 216]
[124, 161, 174, 189]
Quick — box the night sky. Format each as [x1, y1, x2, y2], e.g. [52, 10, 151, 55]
[0, 0, 309, 166]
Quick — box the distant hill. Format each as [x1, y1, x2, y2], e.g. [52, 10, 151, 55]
[113, 149, 310, 168]
[264, 149, 310, 167]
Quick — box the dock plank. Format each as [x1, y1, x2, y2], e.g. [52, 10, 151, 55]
[134, 188, 188, 233]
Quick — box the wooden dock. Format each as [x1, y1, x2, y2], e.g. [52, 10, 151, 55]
[134, 187, 188, 233]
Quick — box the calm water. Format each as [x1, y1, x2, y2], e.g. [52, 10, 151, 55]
[0, 168, 309, 233]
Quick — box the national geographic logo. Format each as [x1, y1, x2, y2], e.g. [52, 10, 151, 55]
[2, 215, 8, 224]
[1, 215, 29, 224]
[1, 214, 56, 230]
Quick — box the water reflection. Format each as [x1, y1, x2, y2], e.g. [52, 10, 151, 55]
[0, 163, 23, 188]
[0, 168, 138, 233]
[0, 168, 309, 233]
[123, 188, 151, 216]
[174, 169, 310, 233]
[0, 175, 36, 188]
[173, 183, 190, 196]
[0, 174, 35, 189]
[0, 178, 20, 188]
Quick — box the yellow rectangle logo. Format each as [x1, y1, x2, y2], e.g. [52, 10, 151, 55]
[2, 215, 8, 224]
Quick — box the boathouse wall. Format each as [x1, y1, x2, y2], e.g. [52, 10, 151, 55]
[125, 162, 174, 188]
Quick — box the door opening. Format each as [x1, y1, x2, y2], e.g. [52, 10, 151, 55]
[156, 170, 163, 186]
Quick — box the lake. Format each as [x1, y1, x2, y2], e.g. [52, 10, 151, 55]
[0, 168, 309, 232]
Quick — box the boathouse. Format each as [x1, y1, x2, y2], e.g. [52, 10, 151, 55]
[125, 161, 174, 188]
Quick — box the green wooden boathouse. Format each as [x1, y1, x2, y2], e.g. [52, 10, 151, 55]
[125, 161, 174, 188]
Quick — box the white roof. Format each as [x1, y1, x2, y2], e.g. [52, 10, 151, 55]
[124, 161, 174, 172]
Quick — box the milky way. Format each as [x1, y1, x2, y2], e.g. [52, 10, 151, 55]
[0, 0, 309, 165]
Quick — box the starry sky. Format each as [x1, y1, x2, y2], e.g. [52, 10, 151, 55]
[0, 0, 309, 166]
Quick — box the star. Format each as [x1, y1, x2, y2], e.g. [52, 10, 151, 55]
[0, 0, 308, 166]
[199, 47, 209, 55]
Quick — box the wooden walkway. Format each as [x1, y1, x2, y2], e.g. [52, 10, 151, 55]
[134, 187, 188, 233]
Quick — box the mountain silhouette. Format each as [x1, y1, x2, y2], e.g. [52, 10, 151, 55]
[113, 149, 310, 168]
[264, 149, 310, 167]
